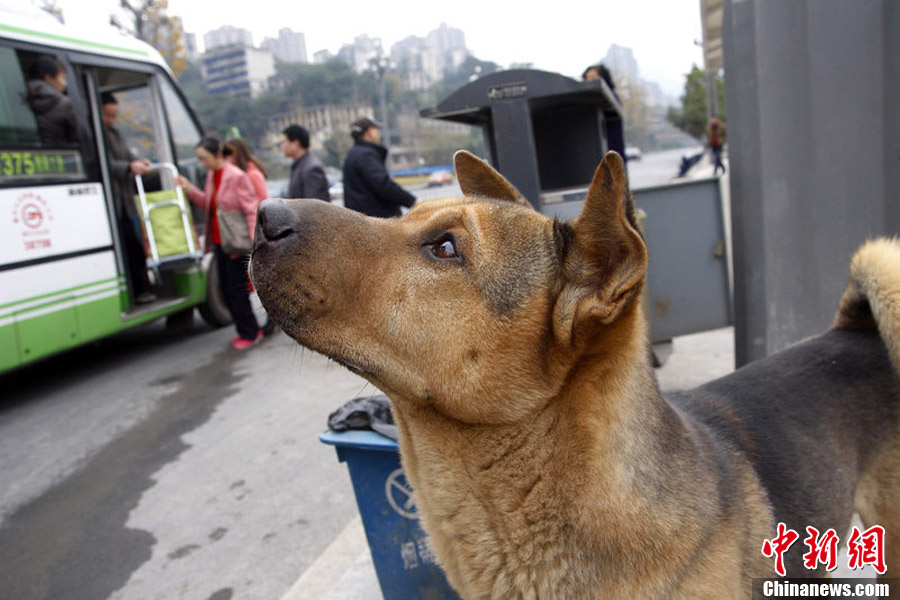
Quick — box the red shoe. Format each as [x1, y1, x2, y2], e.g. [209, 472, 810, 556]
[231, 331, 263, 350]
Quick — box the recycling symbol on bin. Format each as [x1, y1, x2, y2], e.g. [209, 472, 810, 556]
[386, 468, 417, 519]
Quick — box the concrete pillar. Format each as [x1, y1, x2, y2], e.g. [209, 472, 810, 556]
[723, 0, 900, 365]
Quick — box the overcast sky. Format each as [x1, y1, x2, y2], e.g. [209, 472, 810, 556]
[54, 0, 705, 97]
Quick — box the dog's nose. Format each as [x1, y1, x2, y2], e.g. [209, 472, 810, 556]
[257, 198, 300, 241]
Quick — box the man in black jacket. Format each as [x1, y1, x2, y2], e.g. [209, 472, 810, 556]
[342, 117, 415, 218]
[26, 56, 78, 145]
[101, 92, 155, 304]
[283, 124, 330, 201]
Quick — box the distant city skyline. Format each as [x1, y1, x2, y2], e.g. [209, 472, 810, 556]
[55, 0, 705, 97]
[195, 22, 677, 104]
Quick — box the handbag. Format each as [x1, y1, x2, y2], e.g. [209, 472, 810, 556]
[216, 209, 252, 255]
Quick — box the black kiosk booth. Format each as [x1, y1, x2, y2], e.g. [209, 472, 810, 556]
[421, 69, 623, 213]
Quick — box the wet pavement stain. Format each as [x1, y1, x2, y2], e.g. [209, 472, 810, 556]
[0, 348, 244, 600]
[205, 588, 234, 600]
[208, 527, 227, 542]
[167, 544, 201, 560]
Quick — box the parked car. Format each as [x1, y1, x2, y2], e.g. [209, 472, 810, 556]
[625, 146, 643, 161]
[427, 170, 453, 187]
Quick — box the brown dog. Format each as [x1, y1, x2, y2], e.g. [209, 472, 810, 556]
[250, 151, 900, 598]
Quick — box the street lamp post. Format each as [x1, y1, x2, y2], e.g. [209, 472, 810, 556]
[370, 44, 392, 151]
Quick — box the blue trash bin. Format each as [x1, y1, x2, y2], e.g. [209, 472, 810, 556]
[320, 429, 461, 600]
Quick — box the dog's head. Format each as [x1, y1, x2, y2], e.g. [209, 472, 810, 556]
[250, 151, 647, 424]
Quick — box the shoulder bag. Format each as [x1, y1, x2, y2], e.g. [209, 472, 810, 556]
[217, 209, 252, 255]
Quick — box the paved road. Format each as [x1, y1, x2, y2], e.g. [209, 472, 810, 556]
[0, 320, 372, 600]
[408, 146, 706, 203]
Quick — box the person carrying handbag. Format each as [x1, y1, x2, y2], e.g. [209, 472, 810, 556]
[175, 136, 262, 350]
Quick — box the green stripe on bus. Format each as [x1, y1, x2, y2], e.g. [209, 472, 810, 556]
[7, 293, 122, 368]
[0, 276, 123, 312]
[0, 23, 150, 57]
[0, 285, 122, 322]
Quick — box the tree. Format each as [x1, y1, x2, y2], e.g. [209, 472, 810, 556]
[277, 60, 377, 108]
[112, 0, 189, 76]
[321, 129, 355, 169]
[427, 56, 502, 106]
[612, 72, 652, 150]
[668, 65, 726, 140]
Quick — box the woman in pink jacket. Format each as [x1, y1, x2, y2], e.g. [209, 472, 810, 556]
[223, 138, 269, 203]
[175, 136, 261, 350]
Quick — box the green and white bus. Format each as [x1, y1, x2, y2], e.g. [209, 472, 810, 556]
[0, 5, 252, 373]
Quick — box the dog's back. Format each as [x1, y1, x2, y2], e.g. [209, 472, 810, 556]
[669, 237, 900, 577]
[670, 328, 900, 575]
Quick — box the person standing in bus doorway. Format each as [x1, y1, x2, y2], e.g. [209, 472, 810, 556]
[223, 138, 268, 203]
[281, 124, 330, 201]
[707, 114, 727, 175]
[101, 92, 156, 304]
[342, 116, 415, 218]
[175, 137, 262, 350]
[26, 55, 78, 145]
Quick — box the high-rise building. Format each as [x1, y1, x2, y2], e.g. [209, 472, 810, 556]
[201, 45, 275, 98]
[337, 34, 383, 73]
[603, 44, 640, 83]
[426, 22, 466, 70]
[389, 23, 469, 90]
[184, 32, 199, 62]
[261, 28, 308, 63]
[204, 26, 253, 52]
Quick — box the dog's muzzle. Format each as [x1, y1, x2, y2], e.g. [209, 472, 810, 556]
[256, 198, 300, 244]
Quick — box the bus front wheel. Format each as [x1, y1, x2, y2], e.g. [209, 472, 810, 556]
[198, 253, 232, 328]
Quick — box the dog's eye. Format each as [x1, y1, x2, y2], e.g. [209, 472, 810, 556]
[424, 235, 461, 262]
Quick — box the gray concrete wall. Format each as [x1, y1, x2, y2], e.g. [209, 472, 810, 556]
[723, 0, 900, 366]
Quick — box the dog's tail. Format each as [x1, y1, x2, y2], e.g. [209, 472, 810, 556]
[833, 237, 900, 373]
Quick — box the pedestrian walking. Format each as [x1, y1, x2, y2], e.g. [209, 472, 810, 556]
[175, 136, 262, 350]
[707, 115, 727, 175]
[342, 116, 415, 218]
[282, 124, 330, 201]
[224, 138, 269, 203]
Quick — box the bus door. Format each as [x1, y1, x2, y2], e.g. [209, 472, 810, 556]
[81, 62, 204, 313]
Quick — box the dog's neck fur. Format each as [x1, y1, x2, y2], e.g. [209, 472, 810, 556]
[390, 304, 732, 598]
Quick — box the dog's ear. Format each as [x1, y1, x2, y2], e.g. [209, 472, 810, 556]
[554, 151, 647, 344]
[453, 150, 530, 206]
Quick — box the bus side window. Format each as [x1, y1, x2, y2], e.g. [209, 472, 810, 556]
[0, 46, 40, 145]
[0, 47, 86, 184]
[22, 54, 78, 146]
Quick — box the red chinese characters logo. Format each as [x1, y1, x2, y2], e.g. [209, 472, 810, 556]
[803, 526, 839, 572]
[762, 522, 887, 576]
[847, 525, 886, 574]
[762, 522, 800, 577]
